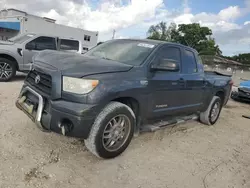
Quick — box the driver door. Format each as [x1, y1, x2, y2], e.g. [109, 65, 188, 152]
[147, 45, 186, 120]
[22, 36, 57, 70]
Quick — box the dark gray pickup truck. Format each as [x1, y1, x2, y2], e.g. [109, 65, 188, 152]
[16, 39, 233, 159]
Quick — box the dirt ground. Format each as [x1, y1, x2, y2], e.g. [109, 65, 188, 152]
[1, 74, 250, 188]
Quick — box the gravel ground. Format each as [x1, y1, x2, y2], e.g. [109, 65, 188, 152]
[0, 74, 250, 188]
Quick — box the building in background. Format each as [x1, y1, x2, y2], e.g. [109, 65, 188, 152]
[0, 8, 98, 50]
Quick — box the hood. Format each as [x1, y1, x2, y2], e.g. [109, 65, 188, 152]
[0, 40, 14, 45]
[33, 50, 133, 77]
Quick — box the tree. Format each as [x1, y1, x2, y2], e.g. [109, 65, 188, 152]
[146, 22, 222, 56]
[172, 23, 221, 56]
[147, 22, 177, 42]
[224, 53, 250, 65]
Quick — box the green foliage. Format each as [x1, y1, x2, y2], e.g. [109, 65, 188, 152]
[147, 22, 177, 42]
[147, 22, 222, 56]
[224, 53, 250, 65]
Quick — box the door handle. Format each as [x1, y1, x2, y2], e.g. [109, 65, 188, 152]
[178, 78, 185, 83]
[178, 78, 185, 86]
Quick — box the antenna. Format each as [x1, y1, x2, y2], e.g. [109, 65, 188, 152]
[112, 29, 116, 39]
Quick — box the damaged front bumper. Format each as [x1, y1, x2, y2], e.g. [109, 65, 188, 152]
[16, 86, 100, 139]
[16, 86, 49, 132]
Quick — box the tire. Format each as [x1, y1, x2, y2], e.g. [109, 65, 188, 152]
[85, 102, 135, 159]
[200, 96, 222, 125]
[0, 58, 16, 82]
[231, 91, 239, 101]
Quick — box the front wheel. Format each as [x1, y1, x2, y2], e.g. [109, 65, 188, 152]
[0, 58, 16, 82]
[85, 102, 135, 159]
[200, 96, 222, 125]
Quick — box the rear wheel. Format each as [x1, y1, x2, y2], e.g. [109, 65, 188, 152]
[0, 58, 16, 82]
[200, 96, 222, 125]
[85, 102, 135, 159]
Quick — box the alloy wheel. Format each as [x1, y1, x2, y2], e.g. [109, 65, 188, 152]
[102, 114, 131, 152]
[210, 102, 221, 122]
[0, 62, 12, 80]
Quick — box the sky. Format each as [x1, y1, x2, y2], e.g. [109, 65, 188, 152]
[0, 0, 250, 56]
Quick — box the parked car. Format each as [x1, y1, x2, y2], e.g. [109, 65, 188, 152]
[0, 33, 84, 82]
[15, 39, 233, 159]
[231, 79, 250, 102]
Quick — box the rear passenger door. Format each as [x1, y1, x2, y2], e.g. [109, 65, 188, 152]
[180, 49, 204, 112]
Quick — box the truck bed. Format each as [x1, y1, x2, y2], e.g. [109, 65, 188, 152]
[205, 70, 232, 77]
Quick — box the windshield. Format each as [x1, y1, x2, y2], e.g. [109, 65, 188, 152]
[9, 34, 35, 43]
[84, 39, 157, 66]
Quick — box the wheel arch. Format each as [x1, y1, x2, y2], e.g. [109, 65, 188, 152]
[215, 90, 225, 105]
[111, 97, 140, 119]
[111, 96, 141, 134]
[0, 54, 19, 71]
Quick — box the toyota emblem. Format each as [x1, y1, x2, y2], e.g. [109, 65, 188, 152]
[35, 75, 41, 84]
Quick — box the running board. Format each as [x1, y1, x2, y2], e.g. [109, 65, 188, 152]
[140, 114, 199, 132]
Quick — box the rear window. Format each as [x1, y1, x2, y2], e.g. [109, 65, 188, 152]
[59, 39, 79, 52]
[197, 55, 203, 65]
[183, 50, 198, 74]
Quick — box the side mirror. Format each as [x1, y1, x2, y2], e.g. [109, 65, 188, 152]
[151, 59, 179, 72]
[25, 42, 35, 50]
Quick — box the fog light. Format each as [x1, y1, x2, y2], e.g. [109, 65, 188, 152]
[58, 119, 73, 135]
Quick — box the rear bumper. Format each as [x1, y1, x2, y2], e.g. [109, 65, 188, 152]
[16, 86, 101, 139]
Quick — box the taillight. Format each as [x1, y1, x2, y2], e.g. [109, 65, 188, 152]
[229, 80, 234, 86]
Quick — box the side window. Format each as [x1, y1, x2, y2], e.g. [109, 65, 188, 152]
[183, 50, 197, 74]
[25, 37, 56, 51]
[84, 35, 91, 41]
[59, 39, 79, 52]
[154, 46, 181, 64]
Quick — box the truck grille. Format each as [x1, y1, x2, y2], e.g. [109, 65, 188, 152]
[26, 70, 52, 95]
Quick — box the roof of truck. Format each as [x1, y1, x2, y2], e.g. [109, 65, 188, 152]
[111, 38, 198, 53]
[19, 33, 80, 41]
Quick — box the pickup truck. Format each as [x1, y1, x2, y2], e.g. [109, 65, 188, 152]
[0, 33, 84, 82]
[15, 39, 233, 159]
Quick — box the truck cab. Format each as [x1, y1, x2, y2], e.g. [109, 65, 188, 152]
[0, 33, 83, 82]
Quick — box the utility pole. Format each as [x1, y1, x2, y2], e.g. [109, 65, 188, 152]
[112, 29, 116, 39]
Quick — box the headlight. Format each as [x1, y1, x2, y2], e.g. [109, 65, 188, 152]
[63, 76, 99, 94]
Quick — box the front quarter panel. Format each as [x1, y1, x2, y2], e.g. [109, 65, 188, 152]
[0, 44, 23, 69]
[62, 67, 150, 117]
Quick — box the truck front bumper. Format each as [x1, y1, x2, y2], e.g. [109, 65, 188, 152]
[16, 86, 100, 139]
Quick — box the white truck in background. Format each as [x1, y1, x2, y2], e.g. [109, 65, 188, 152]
[0, 9, 99, 51]
[0, 33, 89, 81]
